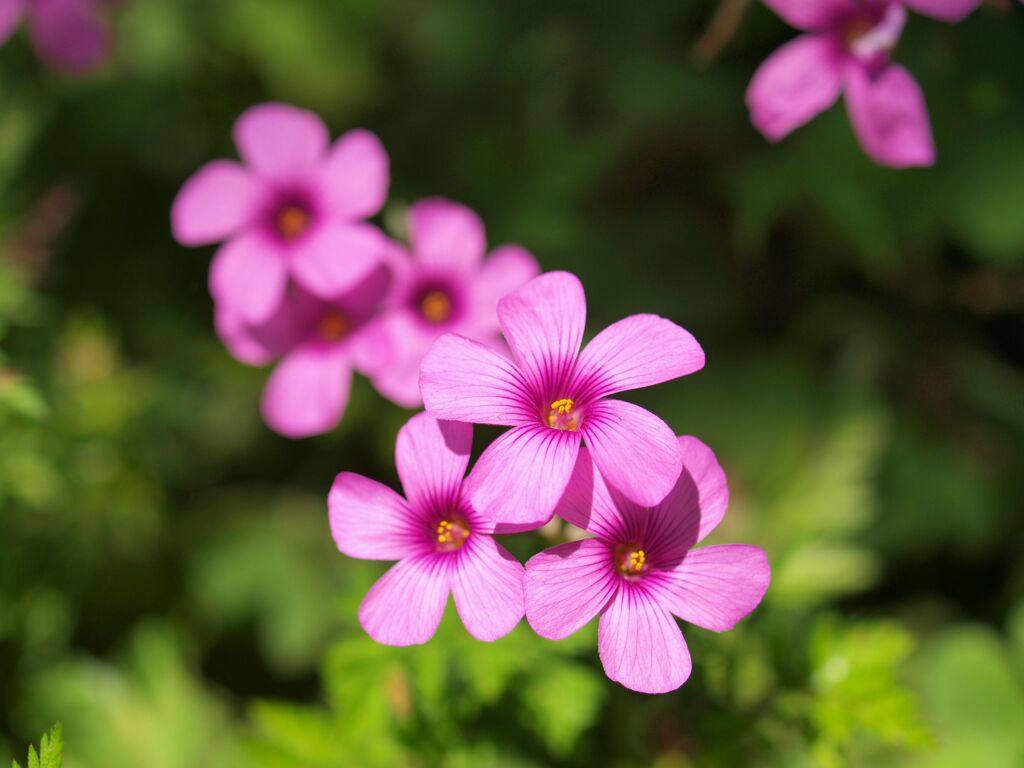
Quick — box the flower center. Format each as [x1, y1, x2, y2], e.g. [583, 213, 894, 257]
[436, 518, 470, 552]
[420, 290, 453, 324]
[318, 310, 349, 342]
[615, 545, 649, 579]
[547, 398, 580, 431]
[276, 205, 311, 241]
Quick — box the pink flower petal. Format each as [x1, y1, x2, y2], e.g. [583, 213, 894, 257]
[524, 539, 618, 640]
[395, 412, 472, 509]
[260, 343, 351, 438]
[452, 535, 525, 641]
[466, 424, 580, 530]
[171, 160, 263, 246]
[651, 545, 770, 632]
[355, 311, 432, 409]
[573, 314, 705, 401]
[552, 447, 632, 542]
[598, 586, 692, 694]
[28, 0, 110, 73]
[420, 333, 536, 426]
[468, 244, 541, 333]
[328, 472, 426, 560]
[844, 62, 935, 169]
[902, 0, 982, 22]
[746, 33, 844, 142]
[0, 0, 24, 46]
[209, 233, 288, 325]
[233, 103, 329, 181]
[289, 222, 387, 300]
[670, 436, 730, 546]
[317, 129, 389, 221]
[214, 284, 322, 366]
[497, 271, 586, 393]
[582, 399, 682, 508]
[409, 197, 487, 273]
[359, 555, 451, 646]
[762, 0, 857, 31]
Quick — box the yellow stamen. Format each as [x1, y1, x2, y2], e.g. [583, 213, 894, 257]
[547, 398, 578, 431]
[616, 547, 648, 577]
[277, 205, 310, 241]
[420, 290, 452, 324]
[436, 519, 469, 551]
[319, 310, 349, 342]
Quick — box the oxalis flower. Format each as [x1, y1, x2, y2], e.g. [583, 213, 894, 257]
[360, 196, 539, 408]
[328, 413, 525, 645]
[216, 266, 390, 438]
[172, 102, 390, 326]
[525, 438, 770, 694]
[747, 0, 982, 168]
[0, 0, 115, 73]
[420, 271, 705, 530]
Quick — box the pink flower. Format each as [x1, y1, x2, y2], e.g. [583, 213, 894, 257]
[172, 102, 390, 326]
[420, 271, 705, 530]
[525, 438, 770, 694]
[360, 197, 539, 408]
[0, 0, 115, 73]
[746, 0, 981, 168]
[328, 413, 525, 645]
[217, 266, 390, 439]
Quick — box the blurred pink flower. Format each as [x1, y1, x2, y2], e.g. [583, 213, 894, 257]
[216, 266, 391, 439]
[328, 413, 525, 645]
[747, 0, 982, 168]
[525, 438, 770, 694]
[0, 0, 115, 73]
[360, 197, 539, 408]
[172, 103, 391, 326]
[420, 271, 705, 530]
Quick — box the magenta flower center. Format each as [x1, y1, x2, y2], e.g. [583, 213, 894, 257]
[547, 398, 581, 431]
[318, 310, 350, 342]
[276, 204, 311, 242]
[419, 290, 453, 324]
[435, 517, 470, 552]
[615, 544, 649, 579]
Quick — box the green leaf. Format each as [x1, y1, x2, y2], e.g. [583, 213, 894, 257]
[12, 724, 62, 768]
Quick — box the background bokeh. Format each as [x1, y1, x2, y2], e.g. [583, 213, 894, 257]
[2, 0, 1023, 766]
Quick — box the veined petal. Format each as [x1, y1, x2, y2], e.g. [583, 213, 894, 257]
[420, 333, 536, 426]
[553, 447, 633, 542]
[525, 539, 618, 640]
[359, 555, 451, 646]
[290, 222, 387, 300]
[468, 244, 540, 333]
[452, 535, 525, 641]
[651, 545, 770, 632]
[28, 0, 109, 73]
[746, 34, 844, 142]
[317, 128, 389, 220]
[172, 160, 263, 246]
[466, 424, 580, 530]
[328, 473, 426, 561]
[762, 0, 857, 31]
[582, 399, 682, 508]
[260, 343, 351, 438]
[233, 103, 329, 181]
[395, 412, 472, 510]
[409, 197, 487, 273]
[209, 233, 287, 325]
[903, 0, 982, 23]
[497, 271, 586, 393]
[598, 585, 692, 694]
[573, 314, 704, 401]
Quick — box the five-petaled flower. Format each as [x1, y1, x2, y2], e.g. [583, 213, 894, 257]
[172, 102, 391, 326]
[420, 271, 705, 530]
[359, 197, 538, 408]
[746, 0, 982, 168]
[524, 438, 770, 694]
[0, 0, 116, 73]
[328, 413, 525, 644]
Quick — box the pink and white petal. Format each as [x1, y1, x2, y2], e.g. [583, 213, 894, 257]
[420, 333, 536, 425]
[28, 0, 110, 73]
[317, 129, 389, 221]
[553, 447, 632, 542]
[171, 160, 263, 246]
[598, 586, 692, 694]
[582, 399, 683, 508]
[762, 0, 857, 31]
[290, 222, 387, 300]
[452, 535, 525, 641]
[746, 34, 844, 142]
[466, 425, 580, 530]
[652, 545, 771, 632]
[408, 197, 487, 273]
[260, 343, 351, 438]
[359, 555, 451, 646]
[902, 0, 982, 22]
[469, 244, 541, 333]
[328, 472, 426, 561]
[0, 0, 24, 45]
[573, 314, 705, 401]
[209, 234, 287, 325]
[395, 412, 472, 509]
[844, 63, 935, 169]
[525, 539, 619, 640]
[233, 102, 329, 181]
[497, 271, 586, 392]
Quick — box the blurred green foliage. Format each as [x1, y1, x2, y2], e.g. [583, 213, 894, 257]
[1, 0, 1022, 766]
